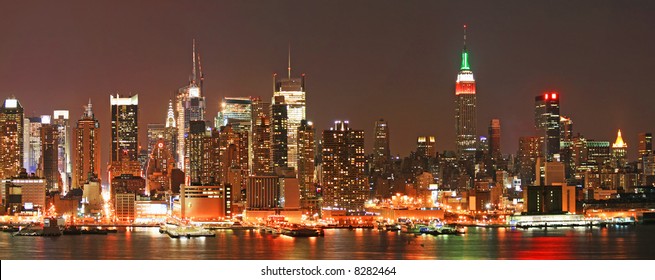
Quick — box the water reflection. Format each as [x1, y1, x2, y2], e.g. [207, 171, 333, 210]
[1, 226, 654, 260]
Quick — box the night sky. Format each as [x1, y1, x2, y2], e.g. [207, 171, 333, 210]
[2, 0, 654, 168]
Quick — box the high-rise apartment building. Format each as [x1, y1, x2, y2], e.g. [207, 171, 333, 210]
[321, 121, 366, 212]
[455, 26, 477, 158]
[72, 100, 100, 188]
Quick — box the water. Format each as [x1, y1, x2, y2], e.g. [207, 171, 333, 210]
[1, 225, 654, 260]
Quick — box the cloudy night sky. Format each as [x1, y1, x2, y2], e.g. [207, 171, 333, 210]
[1, 0, 654, 168]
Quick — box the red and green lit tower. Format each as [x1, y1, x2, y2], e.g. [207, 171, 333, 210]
[455, 25, 477, 158]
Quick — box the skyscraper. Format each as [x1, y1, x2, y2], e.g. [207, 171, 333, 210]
[147, 123, 166, 156]
[488, 119, 501, 161]
[39, 120, 60, 192]
[0, 97, 24, 179]
[638, 132, 653, 158]
[297, 120, 315, 205]
[611, 129, 628, 169]
[560, 116, 573, 142]
[517, 136, 543, 186]
[455, 26, 477, 158]
[53, 110, 71, 193]
[72, 100, 100, 188]
[271, 96, 288, 168]
[175, 39, 206, 169]
[416, 136, 436, 158]
[251, 114, 272, 176]
[24, 116, 43, 174]
[535, 92, 561, 161]
[164, 99, 177, 164]
[272, 50, 306, 170]
[110, 94, 139, 162]
[251, 98, 272, 175]
[216, 97, 252, 128]
[187, 121, 206, 185]
[373, 119, 391, 163]
[322, 121, 366, 212]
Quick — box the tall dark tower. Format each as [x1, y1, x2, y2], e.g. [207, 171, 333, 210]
[110, 94, 139, 162]
[488, 119, 501, 161]
[271, 96, 288, 168]
[535, 92, 561, 162]
[455, 25, 477, 158]
[373, 119, 391, 164]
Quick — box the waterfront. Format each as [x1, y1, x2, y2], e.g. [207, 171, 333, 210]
[1, 225, 654, 260]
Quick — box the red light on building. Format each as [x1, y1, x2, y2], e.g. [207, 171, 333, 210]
[544, 93, 549, 100]
[551, 93, 557, 99]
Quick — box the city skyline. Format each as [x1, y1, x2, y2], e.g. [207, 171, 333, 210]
[1, 0, 654, 164]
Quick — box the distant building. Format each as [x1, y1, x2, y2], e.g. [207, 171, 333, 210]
[638, 132, 653, 159]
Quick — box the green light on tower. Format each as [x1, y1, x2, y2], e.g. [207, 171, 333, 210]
[460, 50, 470, 71]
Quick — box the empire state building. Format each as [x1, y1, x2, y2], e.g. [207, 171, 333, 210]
[455, 25, 477, 158]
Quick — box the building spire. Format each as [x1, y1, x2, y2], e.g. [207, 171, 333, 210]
[84, 98, 93, 118]
[192, 39, 197, 85]
[613, 129, 627, 148]
[166, 99, 176, 128]
[460, 24, 471, 71]
[288, 43, 292, 79]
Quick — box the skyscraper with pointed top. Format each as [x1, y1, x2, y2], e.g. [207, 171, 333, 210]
[175, 39, 206, 171]
[455, 25, 477, 158]
[273, 45, 306, 170]
[73, 99, 100, 188]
